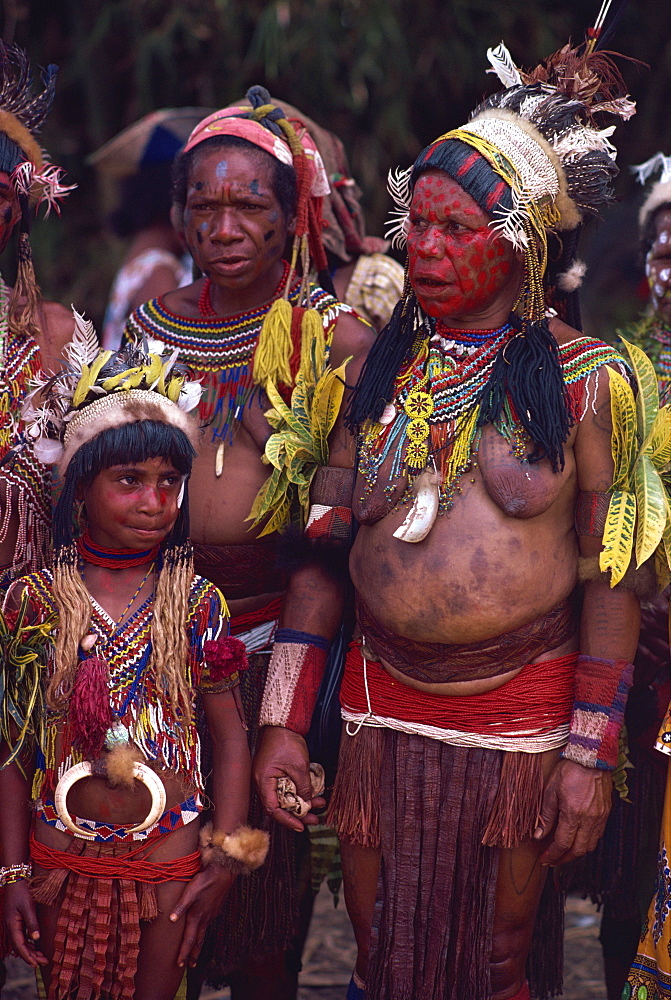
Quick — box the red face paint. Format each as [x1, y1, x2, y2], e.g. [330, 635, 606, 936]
[647, 207, 671, 325]
[81, 457, 182, 551]
[407, 171, 521, 326]
[183, 147, 291, 296]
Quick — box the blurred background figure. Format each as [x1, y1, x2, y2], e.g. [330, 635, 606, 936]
[237, 96, 404, 333]
[88, 107, 211, 349]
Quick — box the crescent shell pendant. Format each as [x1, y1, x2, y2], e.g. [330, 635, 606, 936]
[54, 760, 167, 839]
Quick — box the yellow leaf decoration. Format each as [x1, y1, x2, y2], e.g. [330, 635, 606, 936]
[248, 358, 352, 534]
[643, 406, 671, 469]
[600, 489, 636, 586]
[634, 454, 667, 567]
[620, 337, 660, 440]
[608, 368, 637, 490]
[604, 341, 671, 591]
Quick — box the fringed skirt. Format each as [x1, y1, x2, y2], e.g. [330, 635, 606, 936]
[30, 836, 199, 1000]
[203, 651, 301, 984]
[329, 726, 564, 1000]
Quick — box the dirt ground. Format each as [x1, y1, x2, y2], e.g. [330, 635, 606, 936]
[1, 891, 607, 999]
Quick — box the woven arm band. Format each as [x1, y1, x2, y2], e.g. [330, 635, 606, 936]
[259, 628, 331, 735]
[561, 654, 634, 770]
[574, 490, 610, 538]
[305, 466, 355, 542]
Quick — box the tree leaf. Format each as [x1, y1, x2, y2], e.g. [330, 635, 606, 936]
[620, 337, 660, 440]
[608, 367, 637, 490]
[599, 489, 636, 586]
[634, 454, 667, 567]
[642, 405, 671, 469]
[311, 359, 350, 463]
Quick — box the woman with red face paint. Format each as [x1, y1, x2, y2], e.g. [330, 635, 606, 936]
[0, 42, 75, 591]
[253, 23, 646, 1000]
[0, 334, 259, 1000]
[124, 88, 374, 1000]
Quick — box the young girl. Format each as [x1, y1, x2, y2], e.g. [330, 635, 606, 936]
[0, 330, 266, 1000]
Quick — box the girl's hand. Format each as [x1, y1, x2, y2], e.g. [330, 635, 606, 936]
[3, 881, 48, 967]
[169, 867, 236, 968]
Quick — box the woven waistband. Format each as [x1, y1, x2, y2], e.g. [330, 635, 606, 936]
[193, 541, 285, 600]
[340, 644, 576, 752]
[36, 792, 203, 843]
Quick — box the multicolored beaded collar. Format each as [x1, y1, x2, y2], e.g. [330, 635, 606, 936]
[125, 268, 348, 455]
[359, 329, 628, 513]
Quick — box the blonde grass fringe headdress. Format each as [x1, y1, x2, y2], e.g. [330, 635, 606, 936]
[0, 43, 74, 341]
[183, 86, 333, 394]
[23, 309, 203, 723]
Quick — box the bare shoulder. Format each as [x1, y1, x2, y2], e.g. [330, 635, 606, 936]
[548, 316, 583, 347]
[36, 301, 74, 372]
[162, 279, 202, 318]
[329, 311, 376, 368]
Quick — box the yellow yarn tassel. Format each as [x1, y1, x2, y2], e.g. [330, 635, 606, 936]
[299, 308, 326, 386]
[253, 298, 293, 386]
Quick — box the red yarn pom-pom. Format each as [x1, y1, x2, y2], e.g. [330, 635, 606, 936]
[70, 656, 114, 758]
[203, 637, 249, 680]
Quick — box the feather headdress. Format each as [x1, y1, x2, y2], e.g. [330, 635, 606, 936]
[386, 0, 634, 258]
[633, 153, 671, 232]
[23, 309, 202, 472]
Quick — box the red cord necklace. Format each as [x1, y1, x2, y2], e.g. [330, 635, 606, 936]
[77, 531, 160, 569]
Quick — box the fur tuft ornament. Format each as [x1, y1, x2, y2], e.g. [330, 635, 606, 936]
[105, 742, 141, 788]
[199, 822, 269, 875]
[557, 259, 587, 292]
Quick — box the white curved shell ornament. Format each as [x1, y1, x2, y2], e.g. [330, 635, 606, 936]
[54, 760, 167, 839]
[393, 469, 442, 543]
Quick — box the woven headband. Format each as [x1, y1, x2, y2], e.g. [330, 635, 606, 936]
[184, 107, 330, 198]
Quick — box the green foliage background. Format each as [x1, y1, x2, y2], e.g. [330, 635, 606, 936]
[7, 0, 671, 336]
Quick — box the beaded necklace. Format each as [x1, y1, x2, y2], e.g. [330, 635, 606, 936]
[77, 531, 160, 569]
[0, 274, 51, 574]
[359, 322, 515, 509]
[125, 263, 348, 449]
[359, 326, 629, 513]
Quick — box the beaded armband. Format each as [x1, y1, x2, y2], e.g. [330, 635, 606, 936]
[0, 862, 32, 886]
[561, 654, 634, 770]
[305, 466, 355, 543]
[574, 491, 610, 538]
[259, 629, 331, 735]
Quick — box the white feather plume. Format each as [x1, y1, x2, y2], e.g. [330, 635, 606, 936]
[632, 152, 671, 187]
[63, 307, 100, 373]
[33, 436, 64, 465]
[387, 166, 413, 212]
[486, 42, 522, 89]
[385, 166, 412, 250]
[558, 260, 587, 292]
